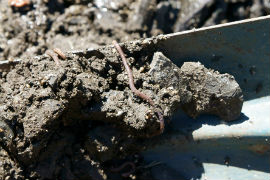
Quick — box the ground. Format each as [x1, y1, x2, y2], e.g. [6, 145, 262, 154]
[0, 0, 267, 179]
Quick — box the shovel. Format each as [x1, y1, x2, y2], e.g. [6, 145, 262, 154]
[139, 15, 270, 180]
[1, 15, 269, 180]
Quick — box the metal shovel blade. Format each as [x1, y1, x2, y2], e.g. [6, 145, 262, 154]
[141, 15, 270, 180]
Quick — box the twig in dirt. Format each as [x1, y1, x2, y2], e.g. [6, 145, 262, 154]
[111, 161, 136, 177]
[45, 50, 61, 66]
[112, 40, 165, 134]
[53, 48, 66, 60]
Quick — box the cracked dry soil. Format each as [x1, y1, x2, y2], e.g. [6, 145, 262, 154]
[0, 39, 243, 179]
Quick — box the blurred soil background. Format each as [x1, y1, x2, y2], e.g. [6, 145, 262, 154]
[0, 0, 269, 60]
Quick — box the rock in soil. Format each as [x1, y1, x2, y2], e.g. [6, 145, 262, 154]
[180, 61, 243, 121]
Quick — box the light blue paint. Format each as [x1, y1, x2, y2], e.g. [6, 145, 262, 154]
[143, 97, 270, 180]
[142, 16, 270, 180]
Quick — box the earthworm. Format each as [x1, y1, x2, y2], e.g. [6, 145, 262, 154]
[45, 50, 61, 66]
[112, 40, 164, 133]
[53, 48, 66, 60]
[157, 111, 164, 132]
[111, 161, 136, 177]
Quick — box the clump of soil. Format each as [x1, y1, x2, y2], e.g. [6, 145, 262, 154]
[0, 38, 243, 179]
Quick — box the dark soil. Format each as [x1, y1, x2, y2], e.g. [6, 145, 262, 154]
[0, 0, 266, 179]
[0, 38, 243, 179]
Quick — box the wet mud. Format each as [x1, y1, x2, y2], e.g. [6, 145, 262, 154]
[1, 0, 264, 179]
[0, 38, 243, 179]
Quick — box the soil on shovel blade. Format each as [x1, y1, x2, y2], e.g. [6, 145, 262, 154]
[0, 37, 243, 179]
[0, 0, 260, 179]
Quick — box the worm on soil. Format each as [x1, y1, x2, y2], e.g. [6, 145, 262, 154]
[45, 50, 61, 66]
[111, 161, 136, 177]
[53, 48, 66, 60]
[112, 40, 164, 133]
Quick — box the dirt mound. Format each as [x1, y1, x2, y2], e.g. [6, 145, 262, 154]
[0, 38, 243, 179]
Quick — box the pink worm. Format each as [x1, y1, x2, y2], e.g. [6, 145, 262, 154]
[53, 48, 66, 60]
[45, 50, 61, 66]
[112, 40, 164, 133]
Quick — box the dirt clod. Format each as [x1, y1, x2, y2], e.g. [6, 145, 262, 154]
[0, 46, 244, 179]
[180, 62, 244, 121]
